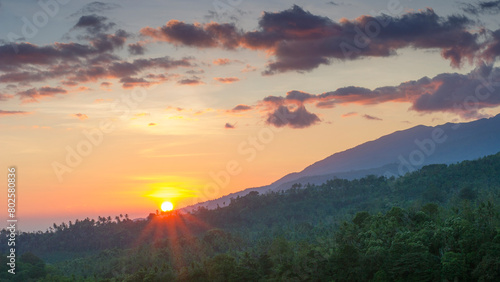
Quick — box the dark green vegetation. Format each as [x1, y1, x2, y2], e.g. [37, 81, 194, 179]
[2, 152, 500, 281]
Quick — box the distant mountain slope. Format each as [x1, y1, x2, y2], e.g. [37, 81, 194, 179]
[278, 114, 500, 185]
[184, 114, 500, 211]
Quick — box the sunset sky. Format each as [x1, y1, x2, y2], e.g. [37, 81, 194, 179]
[1, 0, 500, 231]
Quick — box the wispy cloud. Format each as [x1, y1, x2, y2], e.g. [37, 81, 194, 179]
[461, 0, 500, 15]
[363, 114, 382, 121]
[341, 112, 357, 118]
[0, 110, 32, 117]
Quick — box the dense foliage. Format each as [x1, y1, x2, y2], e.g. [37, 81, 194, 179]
[2, 152, 500, 281]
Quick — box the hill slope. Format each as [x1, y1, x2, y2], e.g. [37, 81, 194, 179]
[186, 114, 500, 210]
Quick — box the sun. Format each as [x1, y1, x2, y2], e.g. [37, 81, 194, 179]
[161, 201, 174, 212]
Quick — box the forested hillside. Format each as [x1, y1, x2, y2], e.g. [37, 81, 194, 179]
[2, 152, 500, 281]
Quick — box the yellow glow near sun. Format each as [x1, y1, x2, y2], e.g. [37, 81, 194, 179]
[144, 185, 199, 199]
[161, 201, 174, 212]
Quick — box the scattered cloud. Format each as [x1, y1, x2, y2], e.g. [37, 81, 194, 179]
[128, 43, 146, 55]
[186, 69, 204, 75]
[213, 58, 231, 65]
[266, 105, 320, 128]
[241, 64, 257, 72]
[100, 82, 112, 88]
[230, 104, 253, 112]
[363, 114, 382, 121]
[214, 77, 239, 83]
[148, 123, 157, 126]
[225, 122, 236, 129]
[178, 77, 203, 85]
[119, 76, 165, 89]
[212, 58, 242, 65]
[72, 113, 88, 120]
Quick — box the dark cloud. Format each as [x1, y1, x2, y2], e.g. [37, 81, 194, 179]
[254, 7, 480, 73]
[409, 64, 500, 118]
[461, 0, 500, 15]
[120, 74, 169, 89]
[132, 56, 193, 70]
[178, 77, 203, 85]
[88, 29, 129, 53]
[285, 90, 315, 102]
[68, 15, 129, 57]
[70, 2, 121, 17]
[241, 5, 333, 51]
[141, 20, 241, 49]
[186, 69, 204, 75]
[316, 100, 336, 109]
[224, 123, 235, 129]
[67, 56, 192, 83]
[363, 114, 383, 121]
[62, 80, 78, 87]
[0, 42, 94, 72]
[266, 105, 320, 128]
[128, 43, 146, 55]
[73, 14, 115, 34]
[230, 104, 252, 112]
[0, 28, 131, 76]
[17, 86, 67, 102]
[120, 77, 151, 89]
[481, 29, 500, 62]
[262, 95, 284, 104]
[0, 110, 31, 116]
[142, 6, 493, 74]
[0, 12, 194, 97]
[257, 64, 500, 120]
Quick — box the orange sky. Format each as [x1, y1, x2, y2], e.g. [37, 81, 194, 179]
[1, 1, 500, 231]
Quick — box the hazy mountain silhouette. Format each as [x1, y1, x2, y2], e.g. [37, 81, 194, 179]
[185, 114, 500, 211]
